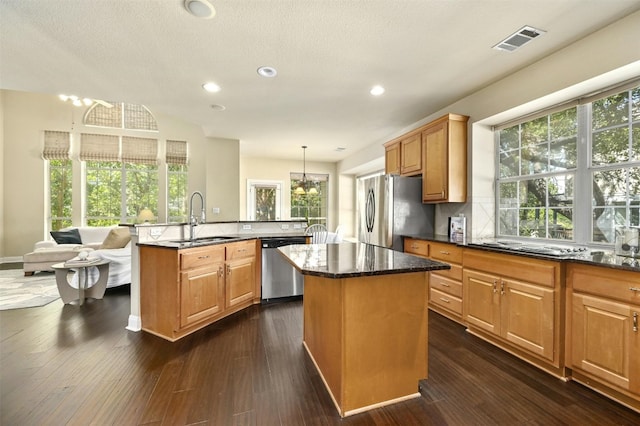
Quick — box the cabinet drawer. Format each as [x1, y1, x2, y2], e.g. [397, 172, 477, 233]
[431, 263, 462, 281]
[404, 239, 429, 258]
[226, 240, 256, 260]
[430, 287, 462, 315]
[569, 264, 640, 304]
[430, 274, 462, 298]
[181, 246, 225, 270]
[429, 242, 463, 264]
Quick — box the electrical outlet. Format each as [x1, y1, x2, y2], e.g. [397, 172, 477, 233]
[281, 224, 289, 230]
[242, 224, 252, 230]
[212, 207, 220, 214]
[293, 224, 302, 229]
[150, 228, 162, 237]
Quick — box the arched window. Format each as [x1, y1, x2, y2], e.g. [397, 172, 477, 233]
[84, 101, 158, 131]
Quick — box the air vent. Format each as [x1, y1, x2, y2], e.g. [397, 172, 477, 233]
[493, 26, 546, 53]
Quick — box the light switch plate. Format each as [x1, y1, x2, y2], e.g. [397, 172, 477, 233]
[150, 228, 162, 237]
[281, 224, 289, 230]
[242, 224, 252, 230]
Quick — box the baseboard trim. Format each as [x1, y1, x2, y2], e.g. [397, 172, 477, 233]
[1, 257, 23, 264]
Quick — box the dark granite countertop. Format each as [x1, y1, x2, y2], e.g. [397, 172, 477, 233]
[402, 234, 640, 273]
[278, 242, 450, 279]
[137, 233, 306, 249]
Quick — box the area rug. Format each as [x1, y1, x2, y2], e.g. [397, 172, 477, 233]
[0, 269, 60, 310]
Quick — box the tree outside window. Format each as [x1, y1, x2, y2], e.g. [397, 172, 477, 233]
[290, 174, 328, 226]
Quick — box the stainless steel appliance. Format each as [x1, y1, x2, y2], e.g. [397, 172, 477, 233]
[261, 236, 307, 301]
[469, 240, 590, 258]
[357, 174, 435, 251]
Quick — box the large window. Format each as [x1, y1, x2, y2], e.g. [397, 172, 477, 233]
[290, 173, 328, 226]
[496, 83, 639, 245]
[166, 140, 189, 223]
[44, 131, 72, 231]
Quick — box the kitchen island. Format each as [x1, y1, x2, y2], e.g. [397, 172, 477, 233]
[278, 242, 450, 417]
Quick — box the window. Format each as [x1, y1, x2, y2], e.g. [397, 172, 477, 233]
[290, 173, 328, 225]
[44, 131, 72, 231]
[496, 83, 639, 245]
[166, 140, 189, 223]
[247, 180, 282, 221]
[81, 133, 159, 225]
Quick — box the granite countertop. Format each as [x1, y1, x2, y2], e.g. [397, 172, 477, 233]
[278, 242, 450, 279]
[403, 234, 640, 273]
[137, 233, 306, 249]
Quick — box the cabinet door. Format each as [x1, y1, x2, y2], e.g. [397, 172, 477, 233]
[226, 257, 256, 308]
[571, 293, 640, 392]
[180, 264, 224, 328]
[385, 142, 401, 175]
[463, 269, 500, 334]
[422, 122, 448, 202]
[400, 133, 422, 175]
[501, 278, 555, 361]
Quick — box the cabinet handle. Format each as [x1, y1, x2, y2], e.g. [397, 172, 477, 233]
[218, 266, 224, 277]
[439, 297, 450, 303]
[227, 265, 231, 276]
[500, 280, 505, 296]
[493, 280, 497, 293]
[198, 255, 210, 260]
[630, 287, 640, 292]
[439, 282, 450, 287]
[634, 312, 638, 333]
[439, 250, 450, 255]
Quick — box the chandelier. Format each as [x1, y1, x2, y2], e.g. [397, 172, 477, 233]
[294, 145, 318, 195]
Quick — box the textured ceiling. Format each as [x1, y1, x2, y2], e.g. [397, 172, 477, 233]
[2, 0, 640, 162]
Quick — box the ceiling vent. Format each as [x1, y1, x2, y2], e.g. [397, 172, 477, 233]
[493, 26, 546, 52]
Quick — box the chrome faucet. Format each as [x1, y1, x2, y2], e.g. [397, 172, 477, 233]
[188, 191, 206, 240]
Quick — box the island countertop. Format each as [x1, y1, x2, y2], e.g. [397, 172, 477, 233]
[278, 242, 450, 279]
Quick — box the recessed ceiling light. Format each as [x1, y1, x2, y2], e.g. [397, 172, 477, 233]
[335, 147, 346, 151]
[202, 82, 221, 93]
[370, 85, 385, 96]
[257, 66, 277, 78]
[210, 104, 226, 111]
[184, 0, 216, 19]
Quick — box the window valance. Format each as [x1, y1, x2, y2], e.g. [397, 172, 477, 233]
[166, 140, 188, 165]
[80, 133, 119, 161]
[122, 136, 158, 164]
[43, 130, 70, 160]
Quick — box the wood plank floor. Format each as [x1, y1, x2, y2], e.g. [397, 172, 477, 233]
[1, 279, 639, 425]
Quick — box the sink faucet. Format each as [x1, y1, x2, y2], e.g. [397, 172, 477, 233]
[188, 191, 206, 240]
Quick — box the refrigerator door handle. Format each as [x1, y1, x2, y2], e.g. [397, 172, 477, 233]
[365, 188, 375, 232]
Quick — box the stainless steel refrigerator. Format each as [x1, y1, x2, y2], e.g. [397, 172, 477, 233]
[357, 174, 435, 251]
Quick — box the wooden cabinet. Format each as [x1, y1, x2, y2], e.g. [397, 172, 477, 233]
[225, 240, 257, 308]
[421, 113, 468, 203]
[566, 263, 640, 410]
[384, 132, 422, 176]
[463, 249, 564, 375]
[428, 241, 464, 323]
[180, 245, 225, 328]
[384, 141, 401, 175]
[404, 238, 464, 324]
[140, 239, 260, 341]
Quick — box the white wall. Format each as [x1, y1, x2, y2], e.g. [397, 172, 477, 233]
[239, 156, 339, 230]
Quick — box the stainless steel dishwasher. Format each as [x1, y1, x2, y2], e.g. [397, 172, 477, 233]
[261, 236, 307, 301]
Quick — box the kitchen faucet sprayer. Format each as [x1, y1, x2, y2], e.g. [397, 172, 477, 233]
[188, 191, 206, 240]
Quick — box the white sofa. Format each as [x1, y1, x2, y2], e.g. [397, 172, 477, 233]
[23, 226, 132, 288]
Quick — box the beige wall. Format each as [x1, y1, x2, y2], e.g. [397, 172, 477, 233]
[339, 10, 640, 238]
[239, 156, 339, 230]
[0, 91, 4, 259]
[0, 90, 213, 258]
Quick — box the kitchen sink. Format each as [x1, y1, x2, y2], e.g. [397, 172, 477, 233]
[171, 236, 237, 244]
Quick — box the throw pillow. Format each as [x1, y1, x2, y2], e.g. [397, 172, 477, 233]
[50, 228, 82, 244]
[100, 227, 131, 249]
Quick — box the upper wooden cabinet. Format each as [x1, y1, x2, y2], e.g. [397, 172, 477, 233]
[422, 113, 469, 203]
[384, 141, 401, 175]
[384, 131, 422, 176]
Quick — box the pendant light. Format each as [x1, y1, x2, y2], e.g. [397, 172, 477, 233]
[294, 146, 318, 195]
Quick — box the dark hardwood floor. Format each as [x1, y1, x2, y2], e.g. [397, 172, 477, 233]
[1, 273, 639, 425]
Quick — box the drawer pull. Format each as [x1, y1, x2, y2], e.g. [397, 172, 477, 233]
[439, 297, 450, 303]
[634, 312, 638, 333]
[630, 287, 640, 292]
[500, 280, 505, 296]
[438, 282, 450, 287]
[439, 250, 450, 255]
[197, 255, 210, 260]
[493, 280, 497, 294]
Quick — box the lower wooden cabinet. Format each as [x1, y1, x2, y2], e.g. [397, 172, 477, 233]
[463, 249, 563, 376]
[140, 239, 260, 341]
[566, 263, 640, 411]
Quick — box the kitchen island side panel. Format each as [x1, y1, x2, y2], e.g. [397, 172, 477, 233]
[303, 271, 429, 417]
